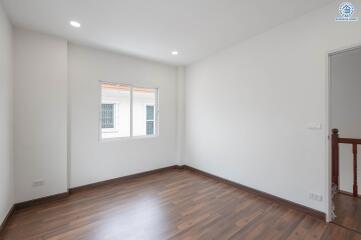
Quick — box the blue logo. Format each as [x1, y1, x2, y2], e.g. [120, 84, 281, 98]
[336, 2, 358, 21]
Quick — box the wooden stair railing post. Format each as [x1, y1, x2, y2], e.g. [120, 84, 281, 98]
[332, 129, 339, 189]
[353, 143, 358, 197]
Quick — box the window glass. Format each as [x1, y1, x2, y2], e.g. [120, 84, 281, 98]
[132, 87, 157, 137]
[101, 83, 131, 139]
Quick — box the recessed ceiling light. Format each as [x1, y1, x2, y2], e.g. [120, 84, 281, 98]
[171, 50, 179, 55]
[70, 21, 81, 28]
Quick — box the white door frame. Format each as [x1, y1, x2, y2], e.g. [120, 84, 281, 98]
[325, 43, 361, 222]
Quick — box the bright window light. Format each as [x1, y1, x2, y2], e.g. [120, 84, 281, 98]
[100, 83, 158, 140]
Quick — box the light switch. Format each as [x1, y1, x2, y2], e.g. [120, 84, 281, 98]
[307, 122, 322, 130]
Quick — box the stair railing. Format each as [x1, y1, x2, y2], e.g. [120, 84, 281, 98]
[332, 128, 361, 197]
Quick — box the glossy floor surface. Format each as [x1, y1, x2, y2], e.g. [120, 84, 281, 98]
[1, 169, 361, 240]
[333, 193, 361, 234]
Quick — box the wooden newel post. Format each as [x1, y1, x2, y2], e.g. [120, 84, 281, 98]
[353, 143, 358, 197]
[332, 129, 339, 189]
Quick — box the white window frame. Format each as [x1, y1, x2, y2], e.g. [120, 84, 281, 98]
[99, 81, 159, 141]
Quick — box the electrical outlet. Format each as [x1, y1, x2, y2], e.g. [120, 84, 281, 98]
[32, 179, 44, 187]
[309, 193, 323, 202]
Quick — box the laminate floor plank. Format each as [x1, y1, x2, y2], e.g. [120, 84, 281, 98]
[1, 169, 360, 240]
[333, 193, 361, 234]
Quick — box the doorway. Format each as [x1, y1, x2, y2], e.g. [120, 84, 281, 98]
[329, 46, 361, 232]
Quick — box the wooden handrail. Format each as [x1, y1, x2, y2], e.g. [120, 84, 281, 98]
[332, 128, 360, 197]
[338, 138, 361, 145]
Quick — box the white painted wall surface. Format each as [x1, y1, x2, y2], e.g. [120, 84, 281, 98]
[185, 0, 361, 214]
[0, 2, 13, 223]
[13, 28, 68, 203]
[330, 47, 361, 194]
[68, 44, 177, 188]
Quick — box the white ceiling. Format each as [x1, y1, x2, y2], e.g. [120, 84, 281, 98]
[2, 0, 334, 65]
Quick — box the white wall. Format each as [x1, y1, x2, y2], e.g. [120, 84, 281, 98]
[68, 44, 177, 188]
[0, 1, 13, 223]
[330, 47, 361, 193]
[13, 28, 68, 203]
[185, 0, 361, 215]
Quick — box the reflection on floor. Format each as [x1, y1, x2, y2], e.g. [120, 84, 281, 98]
[334, 193, 361, 233]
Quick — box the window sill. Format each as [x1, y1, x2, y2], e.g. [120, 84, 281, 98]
[100, 135, 159, 143]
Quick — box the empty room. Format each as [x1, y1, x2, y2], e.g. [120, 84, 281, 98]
[1, 0, 361, 239]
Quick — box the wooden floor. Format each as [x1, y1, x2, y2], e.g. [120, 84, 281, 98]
[334, 193, 361, 234]
[1, 169, 361, 240]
